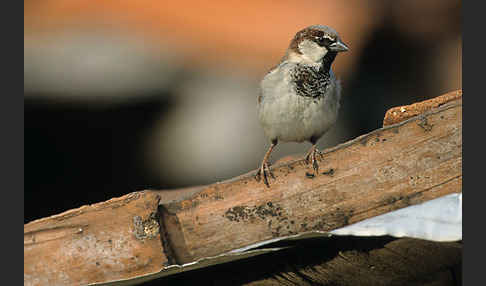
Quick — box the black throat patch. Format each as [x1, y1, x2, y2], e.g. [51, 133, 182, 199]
[290, 50, 337, 99]
[291, 63, 331, 99]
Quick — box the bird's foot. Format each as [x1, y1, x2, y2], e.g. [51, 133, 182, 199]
[255, 161, 275, 188]
[305, 147, 324, 175]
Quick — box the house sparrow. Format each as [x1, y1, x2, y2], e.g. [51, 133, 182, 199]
[256, 25, 348, 187]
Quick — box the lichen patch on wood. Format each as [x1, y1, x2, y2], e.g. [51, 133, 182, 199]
[133, 212, 160, 240]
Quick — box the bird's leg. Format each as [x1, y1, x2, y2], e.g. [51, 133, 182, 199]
[255, 141, 277, 187]
[305, 139, 323, 174]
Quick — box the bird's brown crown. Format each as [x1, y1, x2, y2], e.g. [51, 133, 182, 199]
[288, 25, 340, 55]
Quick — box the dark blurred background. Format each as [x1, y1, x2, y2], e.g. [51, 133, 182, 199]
[24, 0, 461, 223]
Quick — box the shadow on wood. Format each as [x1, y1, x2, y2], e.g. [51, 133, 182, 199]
[146, 236, 461, 286]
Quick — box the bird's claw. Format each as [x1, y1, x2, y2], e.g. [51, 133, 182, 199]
[312, 158, 319, 174]
[305, 148, 324, 175]
[255, 162, 274, 187]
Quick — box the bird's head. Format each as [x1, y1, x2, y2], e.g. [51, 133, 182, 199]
[286, 25, 348, 66]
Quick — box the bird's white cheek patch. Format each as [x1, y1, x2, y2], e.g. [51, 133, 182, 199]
[298, 40, 328, 63]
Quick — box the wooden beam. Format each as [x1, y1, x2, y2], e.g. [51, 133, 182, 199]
[24, 90, 462, 285]
[383, 90, 462, 126]
[161, 95, 462, 264]
[24, 192, 166, 285]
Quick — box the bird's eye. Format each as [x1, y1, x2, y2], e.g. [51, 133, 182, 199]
[316, 37, 333, 47]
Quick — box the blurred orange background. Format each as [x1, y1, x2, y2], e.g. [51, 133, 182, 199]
[24, 0, 461, 223]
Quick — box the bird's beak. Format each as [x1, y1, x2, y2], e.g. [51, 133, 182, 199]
[329, 40, 349, 52]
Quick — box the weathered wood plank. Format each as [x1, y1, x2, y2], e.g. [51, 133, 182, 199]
[24, 91, 462, 285]
[161, 97, 462, 264]
[383, 90, 462, 126]
[24, 191, 166, 286]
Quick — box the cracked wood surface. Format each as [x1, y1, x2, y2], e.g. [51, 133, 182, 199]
[24, 192, 166, 286]
[24, 90, 462, 286]
[161, 94, 462, 264]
